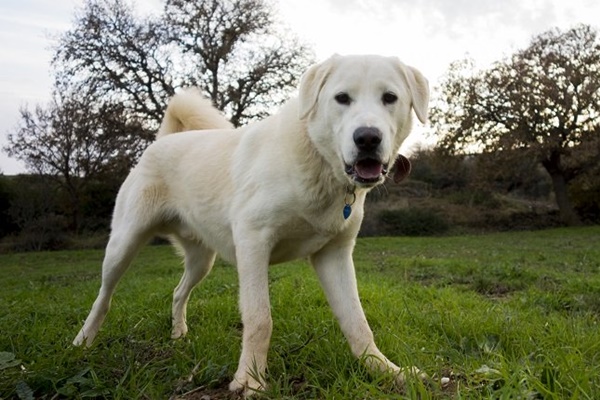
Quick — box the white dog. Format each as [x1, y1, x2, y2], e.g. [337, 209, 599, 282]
[73, 54, 429, 396]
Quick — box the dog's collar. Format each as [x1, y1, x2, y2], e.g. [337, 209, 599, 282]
[343, 186, 356, 220]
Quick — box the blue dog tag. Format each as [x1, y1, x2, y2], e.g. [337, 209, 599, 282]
[343, 204, 352, 219]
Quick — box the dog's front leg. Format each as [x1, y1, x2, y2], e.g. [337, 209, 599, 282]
[229, 235, 272, 396]
[310, 239, 422, 388]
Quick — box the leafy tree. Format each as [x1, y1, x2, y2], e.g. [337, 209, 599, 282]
[568, 127, 600, 221]
[431, 25, 600, 225]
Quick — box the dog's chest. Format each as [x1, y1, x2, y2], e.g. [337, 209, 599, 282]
[269, 227, 333, 264]
[268, 210, 354, 264]
[270, 234, 330, 264]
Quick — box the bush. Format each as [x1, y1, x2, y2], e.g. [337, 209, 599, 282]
[447, 189, 503, 209]
[1, 213, 70, 252]
[378, 208, 450, 236]
[473, 210, 564, 232]
[0, 175, 18, 238]
[571, 175, 600, 223]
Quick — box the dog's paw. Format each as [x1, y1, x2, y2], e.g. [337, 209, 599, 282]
[73, 330, 93, 347]
[170, 323, 188, 339]
[72, 336, 84, 347]
[395, 366, 429, 388]
[229, 374, 265, 397]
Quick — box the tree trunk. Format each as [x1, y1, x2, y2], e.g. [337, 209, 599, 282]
[542, 151, 581, 226]
[548, 171, 581, 226]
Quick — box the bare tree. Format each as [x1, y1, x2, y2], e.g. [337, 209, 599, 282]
[53, 0, 175, 126]
[53, 0, 315, 127]
[430, 25, 600, 225]
[163, 0, 313, 125]
[4, 83, 151, 232]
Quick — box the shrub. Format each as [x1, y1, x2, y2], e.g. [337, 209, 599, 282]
[474, 210, 564, 232]
[0, 175, 18, 238]
[2, 213, 70, 252]
[447, 189, 503, 209]
[378, 208, 450, 236]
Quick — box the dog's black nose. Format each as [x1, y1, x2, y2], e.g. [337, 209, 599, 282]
[353, 127, 382, 151]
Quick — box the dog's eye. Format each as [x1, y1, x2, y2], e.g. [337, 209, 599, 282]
[334, 92, 351, 105]
[382, 92, 398, 105]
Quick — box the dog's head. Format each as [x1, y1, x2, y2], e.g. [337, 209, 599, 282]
[298, 54, 429, 188]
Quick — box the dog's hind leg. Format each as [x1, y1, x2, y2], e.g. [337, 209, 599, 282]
[73, 223, 152, 347]
[171, 238, 217, 339]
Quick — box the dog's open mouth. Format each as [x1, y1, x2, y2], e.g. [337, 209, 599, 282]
[345, 158, 388, 184]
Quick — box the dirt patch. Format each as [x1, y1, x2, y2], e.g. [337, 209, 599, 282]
[173, 386, 242, 400]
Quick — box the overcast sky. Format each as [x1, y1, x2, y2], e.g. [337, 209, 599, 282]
[1, 0, 599, 174]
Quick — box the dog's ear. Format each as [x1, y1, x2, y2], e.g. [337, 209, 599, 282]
[298, 55, 338, 120]
[397, 61, 429, 124]
[390, 154, 412, 183]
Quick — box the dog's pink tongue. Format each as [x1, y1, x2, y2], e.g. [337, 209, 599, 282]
[355, 159, 383, 180]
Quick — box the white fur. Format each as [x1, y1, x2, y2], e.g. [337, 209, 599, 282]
[73, 54, 429, 396]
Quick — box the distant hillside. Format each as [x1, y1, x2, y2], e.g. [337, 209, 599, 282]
[361, 179, 563, 237]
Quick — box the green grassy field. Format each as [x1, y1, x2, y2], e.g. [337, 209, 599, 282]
[1, 226, 599, 399]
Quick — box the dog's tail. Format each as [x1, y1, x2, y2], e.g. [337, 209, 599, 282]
[157, 88, 233, 139]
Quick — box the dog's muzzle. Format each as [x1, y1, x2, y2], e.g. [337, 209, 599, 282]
[345, 127, 387, 185]
[345, 158, 387, 184]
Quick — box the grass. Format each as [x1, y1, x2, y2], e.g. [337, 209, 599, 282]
[1, 226, 599, 399]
